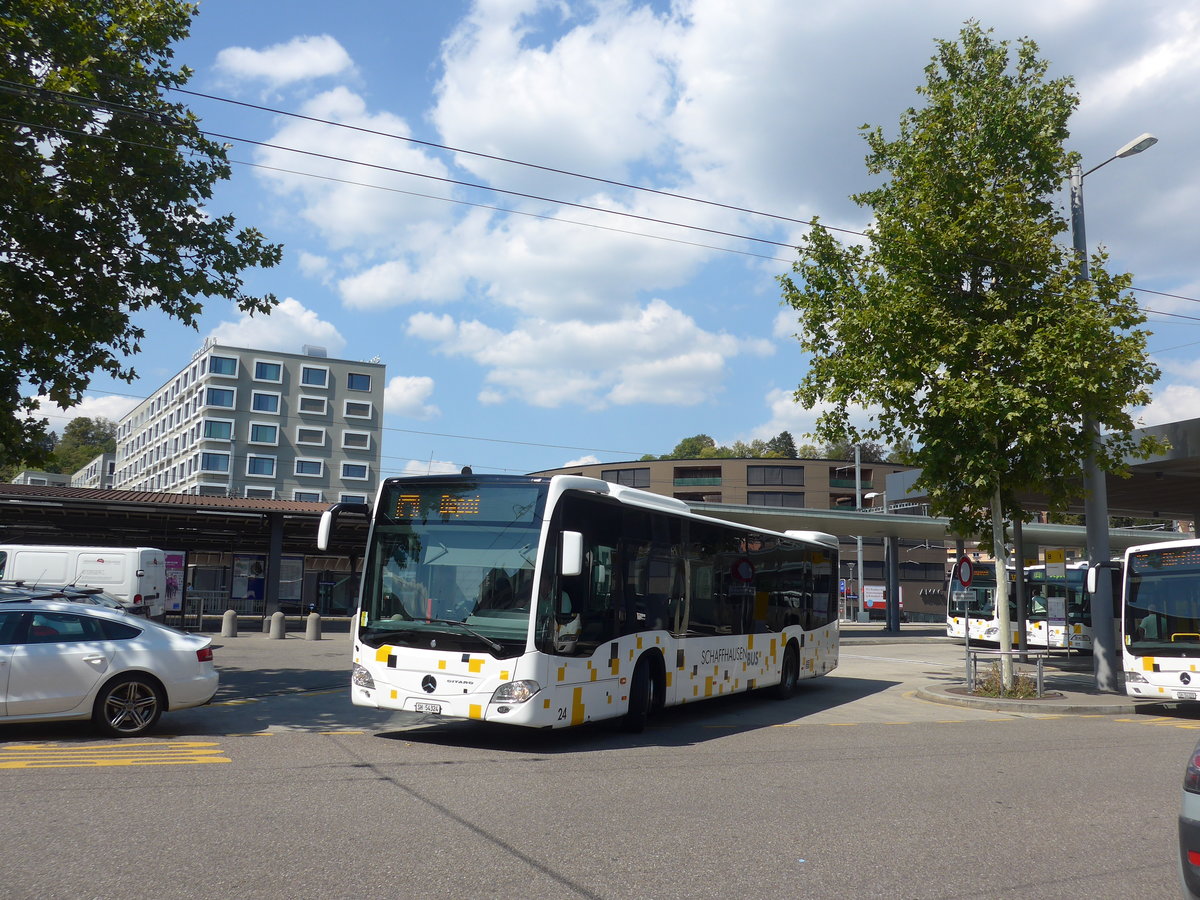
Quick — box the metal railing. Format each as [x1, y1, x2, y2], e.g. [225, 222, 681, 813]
[965, 647, 1048, 697]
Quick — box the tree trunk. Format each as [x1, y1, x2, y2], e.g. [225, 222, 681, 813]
[992, 488, 1013, 690]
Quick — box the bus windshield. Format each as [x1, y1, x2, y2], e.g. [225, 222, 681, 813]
[1126, 546, 1200, 657]
[360, 480, 548, 658]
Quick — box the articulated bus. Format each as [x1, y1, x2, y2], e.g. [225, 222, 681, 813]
[1100, 539, 1200, 701]
[946, 560, 1112, 650]
[318, 473, 839, 731]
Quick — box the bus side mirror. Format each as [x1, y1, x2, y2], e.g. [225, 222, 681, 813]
[561, 531, 583, 577]
[318, 510, 334, 551]
[317, 502, 371, 551]
[1085, 561, 1118, 595]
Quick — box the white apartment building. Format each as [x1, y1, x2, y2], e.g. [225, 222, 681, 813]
[70, 452, 115, 489]
[113, 340, 385, 503]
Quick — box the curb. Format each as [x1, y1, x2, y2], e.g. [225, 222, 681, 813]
[915, 683, 1140, 716]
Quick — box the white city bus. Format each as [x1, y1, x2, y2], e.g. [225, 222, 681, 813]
[1104, 539, 1200, 701]
[946, 560, 1109, 650]
[319, 473, 839, 731]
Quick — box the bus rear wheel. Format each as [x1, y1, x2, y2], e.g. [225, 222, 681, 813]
[772, 643, 799, 700]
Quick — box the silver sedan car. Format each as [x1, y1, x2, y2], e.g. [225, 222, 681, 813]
[0, 599, 218, 737]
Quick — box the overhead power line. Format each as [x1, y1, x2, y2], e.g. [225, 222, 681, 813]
[5, 78, 1200, 317]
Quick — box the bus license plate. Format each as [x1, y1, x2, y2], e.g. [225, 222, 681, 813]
[1179, 692, 1197, 701]
[414, 701, 442, 714]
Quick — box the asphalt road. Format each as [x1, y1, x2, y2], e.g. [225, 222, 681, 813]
[0, 632, 1194, 899]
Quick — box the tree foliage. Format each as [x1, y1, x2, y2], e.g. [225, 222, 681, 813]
[652, 431, 898, 461]
[779, 21, 1163, 537]
[53, 416, 117, 474]
[0, 0, 283, 466]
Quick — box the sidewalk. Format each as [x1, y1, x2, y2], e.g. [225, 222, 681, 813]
[842, 620, 1145, 714]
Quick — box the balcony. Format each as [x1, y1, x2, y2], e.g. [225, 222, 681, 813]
[829, 478, 873, 489]
[674, 477, 722, 486]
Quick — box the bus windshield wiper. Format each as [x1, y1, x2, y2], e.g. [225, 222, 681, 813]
[421, 618, 505, 654]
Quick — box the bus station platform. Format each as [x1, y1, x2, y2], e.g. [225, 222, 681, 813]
[840, 620, 1149, 715]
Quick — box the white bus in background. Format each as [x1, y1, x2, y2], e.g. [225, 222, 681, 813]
[1097, 539, 1200, 701]
[319, 473, 840, 731]
[947, 559, 1114, 650]
[0, 545, 166, 618]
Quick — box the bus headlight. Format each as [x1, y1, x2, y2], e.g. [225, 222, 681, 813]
[491, 680, 541, 704]
[352, 663, 375, 689]
[1124, 670, 1149, 684]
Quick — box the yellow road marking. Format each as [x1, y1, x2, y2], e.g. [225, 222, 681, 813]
[0, 741, 230, 769]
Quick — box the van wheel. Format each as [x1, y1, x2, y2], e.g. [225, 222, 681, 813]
[93, 676, 163, 737]
[772, 643, 799, 700]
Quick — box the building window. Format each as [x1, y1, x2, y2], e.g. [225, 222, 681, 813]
[293, 490, 322, 502]
[205, 387, 235, 408]
[339, 494, 368, 505]
[300, 366, 328, 388]
[344, 400, 373, 420]
[341, 431, 370, 450]
[296, 427, 326, 446]
[747, 465, 804, 486]
[245, 487, 275, 499]
[747, 491, 805, 508]
[200, 452, 230, 473]
[251, 391, 280, 414]
[254, 360, 283, 382]
[249, 423, 278, 445]
[202, 419, 233, 441]
[347, 372, 371, 391]
[341, 462, 369, 480]
[208, 355, 237, 376]
[601, 468, 650, 488]
[246, 455, 276, 477]
[294, 459, 323, 477]
[298, 396, 327, 415]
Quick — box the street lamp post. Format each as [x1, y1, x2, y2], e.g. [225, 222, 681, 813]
[1069, 132, 1157, 693]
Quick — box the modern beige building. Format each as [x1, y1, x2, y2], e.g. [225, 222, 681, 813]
[530, 457, 950, 621]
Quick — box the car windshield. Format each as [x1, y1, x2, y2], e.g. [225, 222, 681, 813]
[359, 480, 547, 658]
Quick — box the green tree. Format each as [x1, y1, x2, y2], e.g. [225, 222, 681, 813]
[779, 22, 1163, 682]
[1, 0, 283, 467]
[52, 416, 117, 474]
[780, 21, 1161, 536]
[767, 431, 798, 459]
[666, 434, 718, 459]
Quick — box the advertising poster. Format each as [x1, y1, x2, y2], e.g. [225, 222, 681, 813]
[164, 551, 186, 612]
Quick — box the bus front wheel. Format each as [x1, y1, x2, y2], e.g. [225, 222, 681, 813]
[622, 656, 659, 733]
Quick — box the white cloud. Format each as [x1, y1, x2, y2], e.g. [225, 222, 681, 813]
[214, 35, 355, 88]
[208, 297, 346, 355]
[1138, 382, 1200, 428]
[252, 88, 455, 250]
[29, 394, 141, 433]
[408, 298, 770, 408]
[384, 375, 439, 420]
[434, 2, 678, 188]
[560, 454, 601, 468]
[400, 458, 460, 476]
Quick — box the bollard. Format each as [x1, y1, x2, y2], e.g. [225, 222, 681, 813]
[305, 611, 322, 641]
[269, 610, 286, 639]
[220, 609, 238, 637]
[262, 615, 271, 634]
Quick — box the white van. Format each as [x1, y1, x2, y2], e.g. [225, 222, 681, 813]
[0, 545, 167, 618]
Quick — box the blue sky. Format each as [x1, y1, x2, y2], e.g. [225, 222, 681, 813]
[46, 0, 1200, 477]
